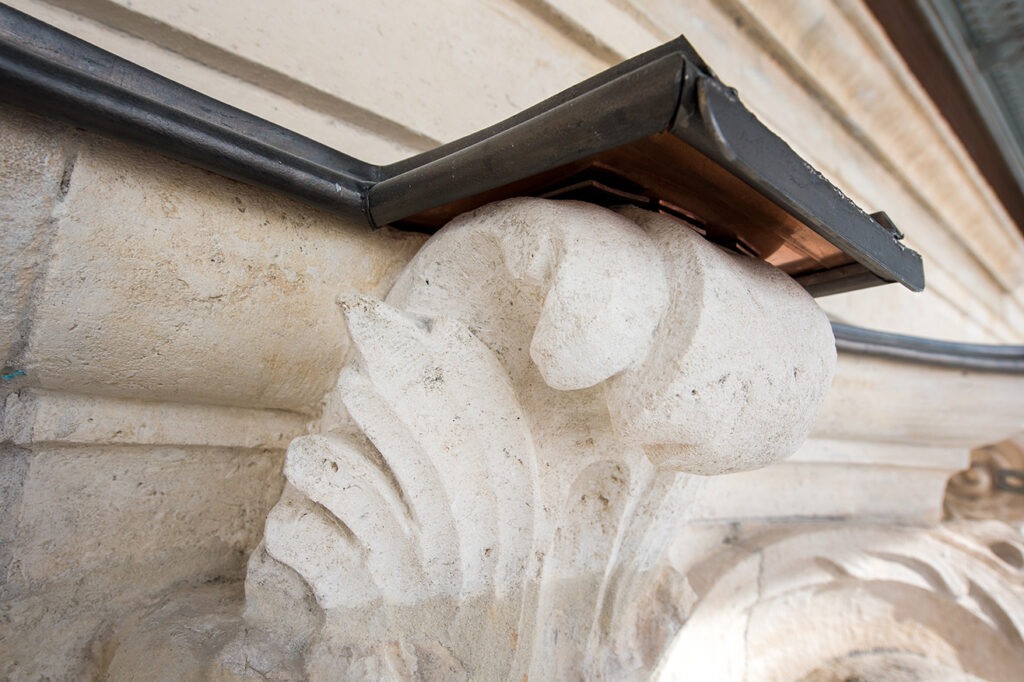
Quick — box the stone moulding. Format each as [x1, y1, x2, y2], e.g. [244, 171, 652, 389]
[660, 522, 1024, 681]
[207, 198, 837, 680]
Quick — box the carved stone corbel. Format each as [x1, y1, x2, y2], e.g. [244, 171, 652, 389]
[661, 523, 1024, 681]
[205, 197, 837, 680]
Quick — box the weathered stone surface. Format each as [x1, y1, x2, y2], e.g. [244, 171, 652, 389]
[34, 0, 606, 145]
[1, 389, 307, 449]
[606, 208, 835, 474]
[17, 134, 424, 413]
[660, 523, 1024, 681]
[6, 0, 422, 164]
[103, 583, 247, 682]
[386, 199, 834, 475]
[682, 349, 1024, 525]
[684, 454, 961, 524]
[0, 105, 71, 369]
[814, 354, 1024, 448]
[213, 198, 836, 679]
[0, 100, 429, 680]
[0, 444, 284, 681]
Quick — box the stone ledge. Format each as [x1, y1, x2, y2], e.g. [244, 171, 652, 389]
[1, 389, 307, 449]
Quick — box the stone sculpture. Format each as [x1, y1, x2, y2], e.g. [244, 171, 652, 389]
[216, 198, 836, 679]
[98, 199, 1024, 681]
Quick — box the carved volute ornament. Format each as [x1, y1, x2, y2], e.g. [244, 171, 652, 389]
[214, 198, 837, 679]
[947, 437, 1024, 524]
[660, 523, 1024, 681]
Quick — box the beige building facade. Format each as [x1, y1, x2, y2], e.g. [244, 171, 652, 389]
[2, 0, 1024, 679]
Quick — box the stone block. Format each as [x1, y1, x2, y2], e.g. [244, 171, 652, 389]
[6, 0, 421, 163]
[0, 443, 284, 680]
[20, 135, 425, 412]
[0, 105, 71, 367]
[814, 354, 1024, 448]
[40, 0, 605, 144]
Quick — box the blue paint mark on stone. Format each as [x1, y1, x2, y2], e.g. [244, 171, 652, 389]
[1, 369, 26, 380]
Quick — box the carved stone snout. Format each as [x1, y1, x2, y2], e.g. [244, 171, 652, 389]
[605, 206, 836, 474]
[388, 198, 836, 475]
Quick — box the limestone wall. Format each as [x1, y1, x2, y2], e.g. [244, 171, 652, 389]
[0, 102, 425, 677]
[2, 0, 1024, 679]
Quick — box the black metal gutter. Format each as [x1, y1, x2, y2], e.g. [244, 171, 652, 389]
[0, 3, 375, 224]
[370, 44, 689, 225]
[0, 3, 924, 297]
[832, 322, 1024, 373]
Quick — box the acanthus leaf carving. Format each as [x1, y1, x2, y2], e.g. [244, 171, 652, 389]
[222, 197, 838, 679]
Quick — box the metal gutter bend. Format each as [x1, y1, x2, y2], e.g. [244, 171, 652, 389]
[0, 3, 924, 297]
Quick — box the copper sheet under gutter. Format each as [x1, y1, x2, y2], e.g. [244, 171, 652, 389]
[0, 3, 926, 298]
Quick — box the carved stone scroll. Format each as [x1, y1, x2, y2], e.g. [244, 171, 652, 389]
[217, 198, 837, 679]
[661, 523, 1024, 681]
